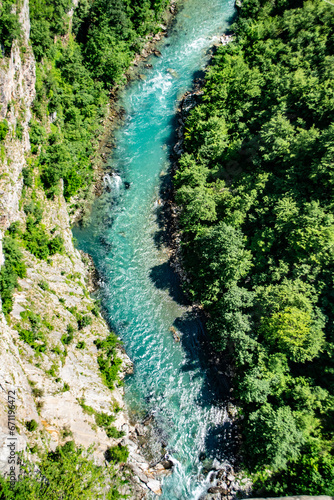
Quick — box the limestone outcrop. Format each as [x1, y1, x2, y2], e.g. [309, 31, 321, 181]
[0, 0, 163, 496]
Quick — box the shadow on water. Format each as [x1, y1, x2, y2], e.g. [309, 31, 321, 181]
[149, 261, 189, 306]
[203, 419, 236, 464]
[174, 312, 230, 403]
[174, 311, 236, 463]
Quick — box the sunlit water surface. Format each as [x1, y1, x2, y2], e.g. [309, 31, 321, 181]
[74, 1, 235, 497]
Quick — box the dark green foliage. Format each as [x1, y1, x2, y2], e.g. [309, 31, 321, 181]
[95, 334, 122, 390]
[244, 404, 304, 470]
[48, 234, 64, 255]
[253, 441, 334, 495]
[29, 0, 72, 61]
[17, 310, 47, 351]
[0, 236, 26, 314]
[7, 221, 21, 236]
[174, 0, 334, 493]
[0, 0, 21, 56]
[94, 411, 114, 427]
[25, 419, 38, 432]
[78, 399, 95, 415]
[60, 333, 72, 345]
[91, 301, 100, 317]
[61, 324, 74, 345]
[78, 399, 125, 437]
[0, 442, 127, 498]
[29, 120, 46, 153]
[105, 426, 125, 439]
[38, 280, 49, 291]
[189, 222, 252, 305]
[32, 387, 44, 397]
[73, 0, 169, 88]
[106, 444, 129, 464]
[22, 202, 64, 259]
[34, 40, 106, 200]
[0, 119, 9, 140]
[28, 0, 169, 201]
[95, 412, 124, 438]
[15, 122, 24, 140]
[77, 314, 92, 330]
[76, 340, 86, 349]
[22, 167, 34, 187]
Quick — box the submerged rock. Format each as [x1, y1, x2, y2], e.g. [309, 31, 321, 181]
[167, 68, 179, 78]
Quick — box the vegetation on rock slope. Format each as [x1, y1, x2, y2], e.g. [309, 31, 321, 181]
[0, 0, 169, 497]
[0, 441, 126, 499]
[28, 0, 169, 200]
[174, 0, 334, 494]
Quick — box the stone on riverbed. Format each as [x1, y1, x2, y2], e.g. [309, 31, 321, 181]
[147, 479, 162, 495]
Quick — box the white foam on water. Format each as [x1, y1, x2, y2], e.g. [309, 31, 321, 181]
[112, 173, 122, 190]
[103, 173, 122, 191]
[75, 1, 237, 498]
[103, 173, 112, 187]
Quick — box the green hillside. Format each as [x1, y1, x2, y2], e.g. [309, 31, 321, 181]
[174, 0, 334, 494]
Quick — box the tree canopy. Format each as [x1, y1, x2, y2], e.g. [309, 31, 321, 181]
[174, 0, 334, 493]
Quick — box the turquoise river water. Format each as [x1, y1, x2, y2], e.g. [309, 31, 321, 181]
[74, 1, 236, 498]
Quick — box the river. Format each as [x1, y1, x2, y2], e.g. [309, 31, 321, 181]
[73, 0, 235, 498]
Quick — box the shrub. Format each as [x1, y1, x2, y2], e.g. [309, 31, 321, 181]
[32, 387, 44, 398]
[22, 167, 34, 187]
[0, 236, 26, 314]
[48, 235, 64, 255]
[94, 334, 122, 390]
[0, 1, 22, 55]
[77, 314, 92, 330]
[38, 280, 50, 291]
[106, 444, 129, 464]
[29, 120, 46, 153]
[15, 122, 24, 140]
[0, 119, 9, 141]
[25, 419, 38, 432]
[61, 332, 73, 345]
[0, 441, 125, 498]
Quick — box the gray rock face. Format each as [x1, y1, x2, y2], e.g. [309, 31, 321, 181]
[0, 3, 163, 497]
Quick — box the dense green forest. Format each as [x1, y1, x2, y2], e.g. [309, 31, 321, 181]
[0, 0, 168, 311]
[28, 0, 168, 200]
[174, 0, 334, 494]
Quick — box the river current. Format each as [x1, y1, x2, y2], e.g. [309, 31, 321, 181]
[74, 1, 235, 497]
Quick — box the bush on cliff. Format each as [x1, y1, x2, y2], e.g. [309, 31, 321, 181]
[0, 442, 127, 499]
[0, 0, 21, 56]
[0, 236, 26, 314]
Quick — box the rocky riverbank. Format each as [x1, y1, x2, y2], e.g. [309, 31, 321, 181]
[0, 0, 181, 497]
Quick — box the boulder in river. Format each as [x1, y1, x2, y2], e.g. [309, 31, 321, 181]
[167, 68, 179, 78]
[147, 479, 162, 495]
[161, 459, 174, 469]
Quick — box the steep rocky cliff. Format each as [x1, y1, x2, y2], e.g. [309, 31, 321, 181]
[0, 1, 165, 496]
